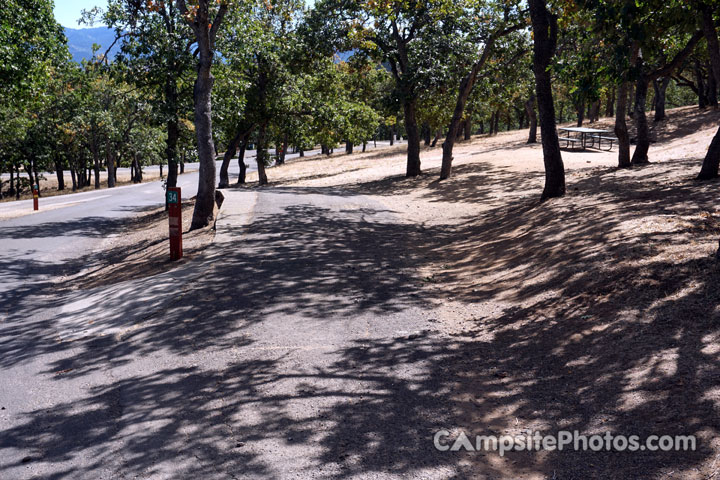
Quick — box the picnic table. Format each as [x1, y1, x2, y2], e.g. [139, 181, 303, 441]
[558, 126, 616, 151]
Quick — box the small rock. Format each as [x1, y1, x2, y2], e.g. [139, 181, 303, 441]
[21, 456, 32, 463]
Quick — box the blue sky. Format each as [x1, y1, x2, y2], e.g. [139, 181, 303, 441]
[54, 0, 107, 28]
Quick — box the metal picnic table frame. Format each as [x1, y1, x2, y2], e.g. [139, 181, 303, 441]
[557, 127, 615, 151]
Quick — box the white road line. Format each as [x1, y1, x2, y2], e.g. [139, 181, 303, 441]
[44, 194, 112, 207]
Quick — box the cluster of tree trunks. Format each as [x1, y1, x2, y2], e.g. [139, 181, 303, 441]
[219, 125, 253, 188]
[130, 155, 143, 183]
[630, 31, 702, 166]
[488, 111, 501, 135]
[675, 60, 719, 110]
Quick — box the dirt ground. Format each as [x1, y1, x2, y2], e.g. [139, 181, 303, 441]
[236, 105, 720, 479]
[54, 198, 215, 292]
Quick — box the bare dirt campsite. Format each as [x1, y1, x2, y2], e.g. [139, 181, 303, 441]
[65, 104, 720, 478]
[5, 0, 720, 478]
[226, 105, 720, 478]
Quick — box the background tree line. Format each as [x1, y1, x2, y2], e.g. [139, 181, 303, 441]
[2, 0, 720, 226]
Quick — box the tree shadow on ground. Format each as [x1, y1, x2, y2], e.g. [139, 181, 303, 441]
[334, 156, 720, 477]
[652, 106, 720, 144]
[2, 156, 720, 478]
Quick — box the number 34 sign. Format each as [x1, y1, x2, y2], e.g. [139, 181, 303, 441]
[167, 190, 179, 204]
[167, 187, 182, 260]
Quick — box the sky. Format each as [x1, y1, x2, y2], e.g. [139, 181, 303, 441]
[54, 0, 107, 28]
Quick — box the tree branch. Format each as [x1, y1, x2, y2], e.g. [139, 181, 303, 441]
[649, 30, 703, 80]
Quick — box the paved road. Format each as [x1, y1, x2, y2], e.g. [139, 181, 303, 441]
[0, 187, 463, 479]
[0, 141, 400, 306]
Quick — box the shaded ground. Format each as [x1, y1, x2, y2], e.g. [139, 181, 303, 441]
[1, 105, 719, 479]
[54, 198, 214, 292]
[244, 105, 720, 478]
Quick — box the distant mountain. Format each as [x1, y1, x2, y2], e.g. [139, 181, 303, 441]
[64, 27, 119, 63]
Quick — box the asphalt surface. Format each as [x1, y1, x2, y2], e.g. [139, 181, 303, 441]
[0, 188, 462, 479]
[0, 140, 465, 479]
[0, 142, 400, 304]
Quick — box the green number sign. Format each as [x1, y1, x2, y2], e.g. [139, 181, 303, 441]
[167, 190, 179, 204]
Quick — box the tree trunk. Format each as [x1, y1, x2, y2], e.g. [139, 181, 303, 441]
[219, 128, 243, 188]
[422, 122, 431, 146]
[15, 163, 21, 199]
[517, 107, 526, 130]
[431, 130, 441, 147]
[389, 126, 394, 146]
[404, 99, 421, 176]
[631, 76, 650, 165]
[708, 64, 718, 108]
[237, 133, 249, 184]
[464, 115, 472, 140]
[493, 110, 500, 134]
[54, 156, 64, 191]
[8, 167, 14, 196]
[605, 88, 615, 117]
[345, 140, 353, 154]
[557, 101, 564, 123]
[456, 120, 465, 140]
[696, 60, 708, 109]
[575, 100, 585, 127]
[256, 122, 268, 185]
[30, 157, 40, 195]
[188, 3, 226, 230]
[91, 130, 100, 189]
[133, 155, 142, 183]
[589, 100, 600, 123]
[166, 114, 179, 188]
[106, 140, 116, 188]
[529, 0, 565, 200]
[280, 135, 288, 164]
[190, 48, 218, 229]
[615, 79, 632, 168]
[698, 5, 720, 180]
[653, 77, 671, 122]
[525, 95, 538, 144]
